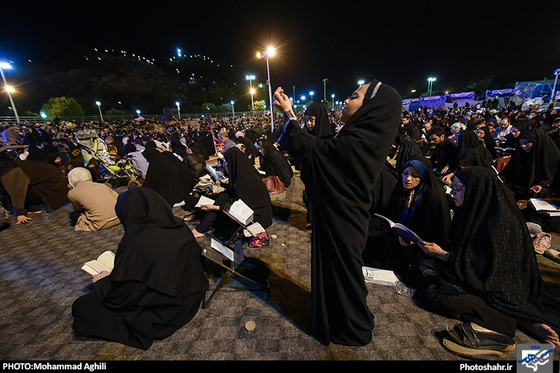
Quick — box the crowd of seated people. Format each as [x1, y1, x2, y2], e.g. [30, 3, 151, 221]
[2, 100, 560, 355]
[369, 99, 560, 356]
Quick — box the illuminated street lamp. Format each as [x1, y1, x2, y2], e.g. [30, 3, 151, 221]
[231, 100, 235, 118]
[551, 68, 560, 106]
[257, 47, 276, 131]
[175, 101, 181, 119]
[358, 80, 365, 87]
[136, 109, 141, 118]
[95, 101, 104, 122]
[427, 77, 437, 96]
[0, 62, 20, 123]
[246, 74, 255, 111]
[331, 93, 335, 109]
[118, 101, 124, 120]
[309, 91, 314, 101]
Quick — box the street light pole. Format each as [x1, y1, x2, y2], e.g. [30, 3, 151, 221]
[118, 101, 124, 120]
[246, 75, 255, 111]
[95, 101, 104, 122]
[231, 100, 235, 119]
[257, 48, 276, 132]
[0, 62, 20, 123]
[551, 69, 560, 107]
[323, 78, 328, 102]
[176, 101, 181, 119]
[427, 77, 437, 96]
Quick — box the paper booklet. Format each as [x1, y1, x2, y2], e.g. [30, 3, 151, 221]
[81, 250, 115, 275]
[210, 238, 234, 262]
[529, 198, 560, 216]
[227, 199, 254, 226]
[195, 195, 215, 208]
[374, 213, 425, 245]
[243, 222, 265, 237]
[362, 266, 399, 286]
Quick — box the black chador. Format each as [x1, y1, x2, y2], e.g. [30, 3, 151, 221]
[72, 187, 208, 350]
[279, 80, 402, 345]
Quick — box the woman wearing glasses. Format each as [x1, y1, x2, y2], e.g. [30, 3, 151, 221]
[418, 166, 560, 357]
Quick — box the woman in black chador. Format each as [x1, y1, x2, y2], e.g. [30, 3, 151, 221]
[377, 156, 451, 282]
[304, 102, 333, 138]
[274, 80, 402, 346]
[500, 128, 560, 201]
[71, 187, 208, 350]
[258, 138, 293, 188]
[419, 167, 560, 356]
[192, 147, 272, 238]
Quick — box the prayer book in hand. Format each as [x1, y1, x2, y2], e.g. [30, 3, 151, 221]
[374, 213, 424, 245]
[81, 250, 115, 275]
[226, 199, 254, 226]
[195, 195, 215, 208]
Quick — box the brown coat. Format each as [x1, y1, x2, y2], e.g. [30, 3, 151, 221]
[68, 181, 120, 231]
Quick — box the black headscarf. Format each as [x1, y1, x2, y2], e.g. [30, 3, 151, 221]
[142, 142, 195, 206]
[456, 129, 493, 168]
[304, 102, 332, 137]
[223, 147, 272, 228]
[457, 148, 493, 170]
[110, 187, 208, 297]
[279, 79, 402, 345]
[259, 138, 293, 187]
[478, 126, 496, 157]
[450, 167, 559, 329]
[395, 136, 424, 176]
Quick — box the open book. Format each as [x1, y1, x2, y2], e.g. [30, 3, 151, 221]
[243, 222, 265, 237]
[195, 195, 215, 208]
[81, 250, 115, 275]
[374, 213, 424, 245]
[226, 199, 254, 226]
[210, 238, 235, 261]
[529, 198, 560, 217]
[362, 266, 399, 286]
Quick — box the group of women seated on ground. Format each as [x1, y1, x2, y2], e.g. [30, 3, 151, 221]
[363, 116, 560, 357]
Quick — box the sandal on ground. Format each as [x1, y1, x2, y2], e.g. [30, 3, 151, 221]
[446, 322, 516, 352]
[443, 338, 507, 358]
[544, 248, 560, 264]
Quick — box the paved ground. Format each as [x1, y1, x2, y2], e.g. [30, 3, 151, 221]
[0, 170, 559, 372]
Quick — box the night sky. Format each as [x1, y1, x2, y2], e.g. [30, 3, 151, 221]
[1, 1, 559, 102]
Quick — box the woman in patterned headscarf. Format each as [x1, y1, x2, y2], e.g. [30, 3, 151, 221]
[420, 167, 560, 356]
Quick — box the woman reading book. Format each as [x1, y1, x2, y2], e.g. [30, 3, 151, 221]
[369, 156, 451, 284]
[418, 166, 560, 357]
[71, 187, 208, 350]
[191, 147, 272, 240]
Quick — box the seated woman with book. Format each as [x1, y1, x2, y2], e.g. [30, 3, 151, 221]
[191, 147, 272, 240]
[369, 156, 451, 284]
[499, 128, 560, 201]
[71, 187, 208, 350]
[258, 138, 293, 188]
[418, 167, 560, 357]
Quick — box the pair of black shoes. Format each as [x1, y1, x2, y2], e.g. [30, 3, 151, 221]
[443, 322, 516, 358]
